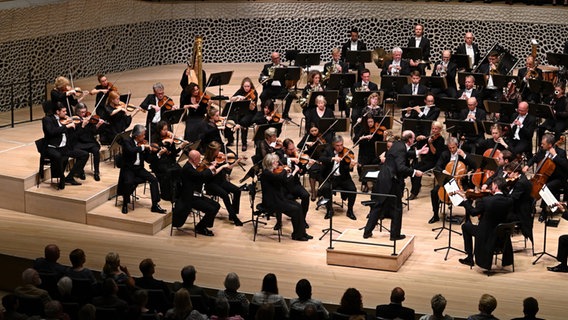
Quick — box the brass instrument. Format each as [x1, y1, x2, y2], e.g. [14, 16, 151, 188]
[371, 48, 393, 69]
[260, 65, 283, 85]
[345, 88, 353, 108]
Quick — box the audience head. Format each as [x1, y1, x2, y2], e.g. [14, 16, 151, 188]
[303, 303, 318, 320]
[390, 287, 406, 304]
[295, 279, 312, 301]
[69, 248, 86, 268]
[173, 288, 193, 314]
[22, 268, 41, 286]
[103, 252, 121, 274]
[224, 272, 241, 292]
[78, 304, 96, 320]
[2, 294, 19, 312]
[133, 289, 149, 308]
[181, 265, 197, 286]
[102, 278, 118, 296]
[340, 288, 363, 314]
[44, 244, 61, 263]
[478, 293, 497, 315]
[430, 294, 447, 317]
[44, 300, 64, 319]
[214, 296, 230, 318]
[57, 276, 73, 297]
[139, 258, 155, 277]
[261, 273, 279, 295]
[522, 297, 539, 317]
[255, 303, 275, 320]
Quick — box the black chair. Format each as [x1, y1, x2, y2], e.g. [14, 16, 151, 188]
[116, 284, 133, 304]
[249, 181, 282, 242]
[248, 303, 286, 320]
[290, 307, 325, 320]
[146, 289, 172, 314]
[95, 307, 121, 320]
[38, 272, 60, 298]
[490, 221, 517, 275]
[190, 295, 211, 315]
[16, 295, 45, 317]
[62, 301, 80, 320]
[35, 138, 57, 187]
[228, 300, 247, 317]
[71, 278, 96, 305]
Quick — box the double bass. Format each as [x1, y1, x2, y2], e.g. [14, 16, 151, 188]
[438, 139, 467, 204]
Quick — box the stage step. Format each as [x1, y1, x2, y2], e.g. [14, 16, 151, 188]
[326, 228, 415, 272]
[0, 144, 42, 212]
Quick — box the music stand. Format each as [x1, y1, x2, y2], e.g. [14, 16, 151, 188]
[402, 119, 433, 137]
[295, 53, 321, 71]
[360, 164, 381, 184]
[285, 49, 300, 65]
[420, 76, 447, 91]
[327, 73, 356, 91]
[319, 118, 348, 133]
[401, 47, 423, 61]
[207, 71, 233, 102]
[108, 129, 133, 164]
[458, 72, 486, 88]
[438, 98, 467, 119]
[308, 90, 339, 107]
[528, 79, 555, 96]
[162, 108, 186, 125]
[546, 52, 568, 68]
[528, 103, 554, 119]
[396, 94, 426, 109]
[352, 91, 375, 109]
[381, 76, 408, 94]
[481, 121, 511, 136]
[345, 50, 372, 67]
[432, 171, 466, 260]
[451, 54, 470, 70]
[445, 119, 479, 137]
[533, 184, 563, 264]
[119, 93, 131, 104]
[374, 141, 389, 158]
[253, 123, 283, 141]
[483, 101, 515, 119]
[492, 74, 519, 89]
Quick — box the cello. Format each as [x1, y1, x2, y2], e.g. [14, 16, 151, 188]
[471, 142, 502, 188]
[530, 156, 556, 200]
[438, 139, 467, 204]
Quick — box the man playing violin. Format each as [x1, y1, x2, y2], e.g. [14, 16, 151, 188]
[74, 103, 105, 181]
[41, 103, 88, 190]
[503, 161, 535, 244]
[408, 121, 445, 201]
[140, 82, 178, 140]
[319, 135, 358, 220]
[118, 124, 166, 214]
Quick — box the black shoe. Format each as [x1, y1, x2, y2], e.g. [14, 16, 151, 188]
[78, 173, 86, 180]
[151, 204, 166, 214]
[65, 178, 82, 186]
[363, 231, 373, 239]
[196, 228, 214, 236]
[292, 235, 309, 241]
[121, 204, 128, 214]
[428, 215, 440, 224]
[547, 264, 568, 272]
[324, 211, 332, 219]
[94, 173, 100, 181]
[283, 115, 292, 121]
[232, 216, 243, 226]
[305, 222, 309, 229]
[347, 211, 356, 220]
[57, 180, 65, 190]
[407, 193, 417, 201]
[304, 233, 313, 239]
[242, 144, 247, 152]
[273, 222, 282, 230]
[459, 257, 474, 266]
[390, 234, 406, 241]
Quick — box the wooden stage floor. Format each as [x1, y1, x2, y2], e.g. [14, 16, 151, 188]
[0, 63, 567, 319]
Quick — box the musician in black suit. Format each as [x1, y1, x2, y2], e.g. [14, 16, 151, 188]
[351, 69, 379, 124]
[364, 131, 426, 240]
[477, 51, 504, 102]
[400, 71, 429, 95]
[172, 150, 219, 236]
[375, 287, 415, 320]
[74, 103, 104, 181]
[406, 24, 431, 75]
[454, 32, 481, 71]
[319, 135, 358, 220]
[259, 52, 294, 121]
[280, 139, 313, 227]
[401, 94, 440, 123]
[508, 101, 537, 157]
[408, 121, 445, 200]
[431, 50, 458, 98]
[457, 75, 482, 103]
[523, 133, 568, 218]
[118, 124, 166, 214]
[548, 234, 568, 272]
[458, 177, 513, 270]
[503, 161, 535, 244]
[459, 97, 487, 154]
[42, 103, 88, 190]
[323, 48, 349, 116]
[140, 83, 178, 140]
[260, 153, 311, 241]
[517, 56, 543, 103]
[381, 47, 411, 77]
[341, 27, 367, 77]
[538, 85, 568, 141]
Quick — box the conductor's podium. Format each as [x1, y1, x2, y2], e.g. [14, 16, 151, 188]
[326, 228, 415, 272]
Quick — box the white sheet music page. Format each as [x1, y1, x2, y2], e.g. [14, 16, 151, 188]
[444, 178, 465, 207]
[539, 184, 559, 213]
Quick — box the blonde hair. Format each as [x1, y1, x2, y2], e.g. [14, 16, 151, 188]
[54, 76, 70, 90]
[262, 153, 279, 171]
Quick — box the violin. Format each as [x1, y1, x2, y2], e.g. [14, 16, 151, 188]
[199, 91, 211, 104]
[158, 96, 175, 110]
[273, 165, 290, 174]
[338, 147, 355, 163]
[88, 114, 108, 125]
[372, 123, 388, 135]
[298, 152, 319, 165]
[244, 90, 257, 110]
[64, 85, 86, 97]
[59, 115, 81, 125]
[196, 161, 209, 172]
[269, 111, 281, 123]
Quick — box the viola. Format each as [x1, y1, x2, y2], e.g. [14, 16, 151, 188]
[60, 115, 81, 125]
[158, 96, 175, 110]
[338, 147, 355, 163]
[273, 165, 289, 174]
[200, 91, 211, 104]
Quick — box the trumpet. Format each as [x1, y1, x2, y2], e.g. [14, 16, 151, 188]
[345, 89, 353, 108]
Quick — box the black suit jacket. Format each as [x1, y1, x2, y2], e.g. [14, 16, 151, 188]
[508, 174, 534, 241]
[341, 40, 367, 69]
[400, 83, 429, 95]
[121, 137, 153, 170]
[177, 162, 213, 205]
[407, 36, 431, 61]
[509, 112, 537, 142]
[455, 43, 481, 69]
[381, 60, 411, 76]
[260, 63, 285, 88]
[518, 67, 543, 82]
[319, 146, 354, 182]
[434, 150, 476, 172]
[432, 61, 458, 89]
[457, 88, 481, 102]
[42, 115, 72, 148]
[401, 106, 440, 122]
[459, 107, 487, 137]
[260, 169, 291, 213]
[375, 303, 415, 320]
[527, 146, 568, 181]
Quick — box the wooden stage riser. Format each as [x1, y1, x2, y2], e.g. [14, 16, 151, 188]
[0, 176, 26, 212]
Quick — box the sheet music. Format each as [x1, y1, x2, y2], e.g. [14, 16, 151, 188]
[539, 184, 559, 213]
[444, 178, 465, 207]
[365, 170, 380, 178]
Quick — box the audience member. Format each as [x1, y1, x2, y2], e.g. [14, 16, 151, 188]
[467, 294, 498, 320]
[77, 304, 96, 320]
[375, 287, 415, 320]
[252, 273, 289, 317]
[217, 272, 250, 317]
[134, 258, 171, 298]
[210, 296, 244, 320]
[254, 303, 274, 320]
[419, 294, 453, 320]
[33, 244, 68, 278]
[289, 279, 329, 319]
[127, 289, 161, 320]
[43, 300, 68, 320]
[91, 278, 128, 315]
[66, 248, 97, 284]
[164, 288, 206, 320]
[55, 276, 75, 303]
[511, 297, 544, 320]
[1, 294, 28, 320]
[177, 265, 210, 314]
[101, 252, 135, 288]
[14, 268, 52, 305]
[336, 288, 367, 318]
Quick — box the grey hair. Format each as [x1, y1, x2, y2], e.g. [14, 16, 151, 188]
[262, 153, 280, 171]
[264, 127, 278, 139]
[153, 82, 164, 91]
[132, 124, 146, 138]
[392, 47, 403, 54]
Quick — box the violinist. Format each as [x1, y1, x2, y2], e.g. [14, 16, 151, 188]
[460, 97, 486, 154]
[140, 82, 178, 139]
[260, 153, 311, 241]
[254, 127, 282, 163]
[179, 64, 207, 105]
[199, 107, 229, 153]
[353, 92, 383, 137]
[298, 123, 326, 201]
[408, 121, 446, 201]
[401, 94, 440, 125]
[304, 95, 335, 143]
[181, 82, 209, 142]
[251, 99, 281, 127]
[259, 52, 293, 122]
[202, 141, 243, 227]
[90, 74, 116, 107]
[364, 130, 425, 240]
[99, 90, 139, 145]
[522, 133, 568, 221]
[280, 139, 313, 227]
[429, 137, 476, 224]
[353, 116, 383, 192]
[508, 101, 537, 158]
[300, 70, 325, 114]
[172, 150, 219, 236]
[51, 76, 85, 116]
[319, 135, 358, 220]
[228, 77, 259, 151]
[503, 161, 534, 244]
[538, 84, 567, 141]
[41, 103, 88, 190]
[74, 103, 105, 181]
[117, 124, 166, 214]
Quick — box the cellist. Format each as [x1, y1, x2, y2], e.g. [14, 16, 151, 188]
[522, 133, 568, 221]
[429, 137, 476, 224]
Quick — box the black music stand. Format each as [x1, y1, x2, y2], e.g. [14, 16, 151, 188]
[295, 53, 321, 71]
[253, 123, 283, 141]
[438, 98, 467, 119]
[546, 52, 568, 68]
[432, 171, 466, 260]
[208, 71, 233, 102]
[162, 108, 186, 125]
[327, 73, 356, 91]
[481, 121, 511, 136]
[397, 94, 426, 109]
[420, 76, 447, 91]
[374, 141, 389, 158]
[492, 74, 519, 89]
[285, 49, 300, 65]
[319, 118, 348, 133]
[120, 93, 131, 104]
[352, 91, 375, 109]
[345, 50, 372, 67]
[451, 54, 470, 70]
[381, 75, 408, 96]
[402, 118, 433, 137]
[533, 186, 562, 265]
[528, 103, 554, 119]
[308, 90, 339, 107]
[528, 79, 555, 96]
[458, 72, 486, 88]
[401, 47, 423, 61]
[445, 119, 479, 137]
[483, 101, 515, 120]
[360, 164, 381, 185]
